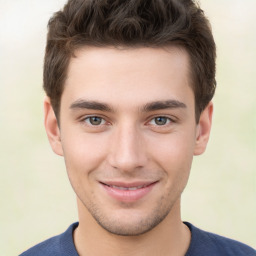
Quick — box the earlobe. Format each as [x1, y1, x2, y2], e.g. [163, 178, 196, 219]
[194, 102, 213, 156]
[44, 97, 63, 156]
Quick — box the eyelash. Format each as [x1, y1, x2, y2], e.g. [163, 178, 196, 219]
[81, 115, 174, 127]
[147, 116, 173, 126]
[82, 116, 107, 126]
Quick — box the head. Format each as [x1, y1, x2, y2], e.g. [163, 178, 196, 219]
[44, 0, 216, 123]
[43, 0, 215, 237]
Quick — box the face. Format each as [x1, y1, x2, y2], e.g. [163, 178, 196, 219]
[45, 46, 212, 236]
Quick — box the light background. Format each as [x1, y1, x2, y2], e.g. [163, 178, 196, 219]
[0, 0, 255, 255]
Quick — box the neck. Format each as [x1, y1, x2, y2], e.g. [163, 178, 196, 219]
[74, 198, 191, 256]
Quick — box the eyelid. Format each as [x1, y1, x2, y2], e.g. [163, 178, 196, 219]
[87, 116, 105, 125]
[149, 117, 170, 126]
[146, 115, 176, 125]
[78, 114, 177, 126]
[80, 115, 109, 126]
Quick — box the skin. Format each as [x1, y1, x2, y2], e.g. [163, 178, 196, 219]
[44, 46, 213, 256]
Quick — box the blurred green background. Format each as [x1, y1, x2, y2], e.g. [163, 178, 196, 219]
[0, 0, 255, 255]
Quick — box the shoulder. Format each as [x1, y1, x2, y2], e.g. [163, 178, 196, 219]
[19, 222, 79, 256]
[185, 222, 256, 256]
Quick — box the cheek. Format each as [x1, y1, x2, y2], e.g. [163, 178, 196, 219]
[61, 131, 109, 176]
[148, 131, 196, 176]
[151, 131, 195, 157]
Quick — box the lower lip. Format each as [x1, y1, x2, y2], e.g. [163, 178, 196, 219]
[101, 182, 157, 202]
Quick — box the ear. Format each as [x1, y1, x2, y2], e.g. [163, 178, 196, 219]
[194, 102, 213, 156]
[44, 96, 63, 156]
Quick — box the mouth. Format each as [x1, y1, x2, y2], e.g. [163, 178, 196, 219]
[103, 183, 150, 190]
[99, 181, 158, 202]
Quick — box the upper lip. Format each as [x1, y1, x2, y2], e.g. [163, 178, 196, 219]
[99, 180, 158, 188]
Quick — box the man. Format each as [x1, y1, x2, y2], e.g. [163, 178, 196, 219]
[20, 0, 255, 255]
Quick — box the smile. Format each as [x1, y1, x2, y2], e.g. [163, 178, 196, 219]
[100, 181, 158, 202]
[106, 184, 147, 191]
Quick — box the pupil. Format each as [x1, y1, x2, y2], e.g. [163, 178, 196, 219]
[155, 117, 167, 125]
[90, 117, 101, 125]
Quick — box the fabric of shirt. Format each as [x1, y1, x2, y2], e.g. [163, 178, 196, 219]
[20, 222, 256, 256]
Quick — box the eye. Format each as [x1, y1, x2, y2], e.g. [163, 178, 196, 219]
[84, 116, 106, 126]
[149, 116, 171, 126]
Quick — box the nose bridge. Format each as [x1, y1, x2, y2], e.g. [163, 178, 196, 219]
[108, 121, 146, 171]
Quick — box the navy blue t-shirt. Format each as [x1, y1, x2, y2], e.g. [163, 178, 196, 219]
[20, 222, 256, 255]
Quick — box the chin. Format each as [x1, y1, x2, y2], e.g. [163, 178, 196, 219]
[89, 204, 172, 236]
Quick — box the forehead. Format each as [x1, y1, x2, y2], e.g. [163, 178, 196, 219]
[62, 46, 194, 110]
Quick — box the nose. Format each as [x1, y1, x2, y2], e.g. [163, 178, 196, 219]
[107, 123, 147, 172]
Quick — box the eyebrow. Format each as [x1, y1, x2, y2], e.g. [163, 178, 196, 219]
[70, 100, 114, 112]
[142, 100, 187, 112]
[70, 99, 187, 112]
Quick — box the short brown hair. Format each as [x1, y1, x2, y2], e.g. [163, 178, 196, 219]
[44, 0, 216, 122]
